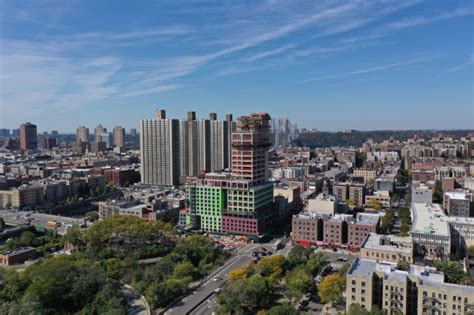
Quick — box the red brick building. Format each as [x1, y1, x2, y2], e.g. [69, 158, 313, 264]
[348, 215, 380, 248]
[0, 247, 36, 265]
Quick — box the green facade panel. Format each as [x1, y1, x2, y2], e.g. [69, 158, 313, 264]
[195, 186, 226, 233]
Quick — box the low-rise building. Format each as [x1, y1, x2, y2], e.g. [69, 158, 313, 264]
[365, 191, 391, 208]
[323, 216, 348, 246]
[292, 212, 324, 246]
[412, 184, 433, 204]
[0, 247, 36, 265]
[346, 258, 474, 315]
[443, 191, 472, 217]
[307, 194, 336, 216]
[411, 203, 450, 259]
[348, 213, 380, 248]
[360, 233, 413, 264]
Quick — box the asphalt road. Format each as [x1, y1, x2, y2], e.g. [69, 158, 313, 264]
[0, 210, 84, 234]
[164, 244, 260, 315]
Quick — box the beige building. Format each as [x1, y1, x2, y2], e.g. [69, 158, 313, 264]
[360, 233, 413, 264]
[365, 191, 391, 208]
[0, 185, 44, 208]
[76, 126, 89, 143]
[354, 169, 378, 183]
[113, 126, 125, 148]
[307, 193, 336, 216]
[347, 258, 474, 315]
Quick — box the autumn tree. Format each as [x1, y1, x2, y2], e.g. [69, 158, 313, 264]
[318, 273, 346, 304]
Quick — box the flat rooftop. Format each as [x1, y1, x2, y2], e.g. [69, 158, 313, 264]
[0, 246, 35, 257]
[445, 191, 470, 200]
[411, 203, 450, 237]
[361, 233, 412, 254]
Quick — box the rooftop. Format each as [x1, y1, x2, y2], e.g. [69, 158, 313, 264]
[361, 233, 413, 254]
[411, 203, 450, 237]
[445, 191, 470, 200]
[0, 246, 36, 257]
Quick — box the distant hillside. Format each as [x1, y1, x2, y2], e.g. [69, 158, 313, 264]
[292, 130, 473, 149]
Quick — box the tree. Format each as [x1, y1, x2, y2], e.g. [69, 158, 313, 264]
[86, 210, 99, 221]
[347, 198, 356, 208]
[217, 275, 273, 314]
[266, 304, 299, 315]
[173, 260, 197, 280]
[5, 201, 12, 209]
[305, 252, 328, 275]
[287, 245, 313, 269]
[468, 246, 474, 259]
[380, 209, 394, 234]
[397, 261, 410, 271]
[432, 261, 470, 284]
[318, 273, 345, 304]
[228, 266, 250, 282]
[83, 216, 175, 259]
[285, 267, 313, 300]
[256, 255, 286, 282]
[367, 199, 382, 210]
[348, 304, 386, 315]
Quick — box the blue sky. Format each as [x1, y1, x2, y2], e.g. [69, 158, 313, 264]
[0, 0, 473, 132]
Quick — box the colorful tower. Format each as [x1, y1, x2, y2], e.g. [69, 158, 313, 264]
[183, 113, 279, 239]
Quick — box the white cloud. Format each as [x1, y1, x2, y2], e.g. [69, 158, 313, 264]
[446, 54, 474, 73]
[298, 56, 433, 82]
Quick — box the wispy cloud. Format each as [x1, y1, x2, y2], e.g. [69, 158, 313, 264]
[297, 56, 433, 82]
[446, 54, 474, 73]
[341, 5, 474, 44]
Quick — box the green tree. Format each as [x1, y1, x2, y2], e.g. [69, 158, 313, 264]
[86, 210, 99, 221]
[348, 303, 386, 315]
[285, 267, 312, 300]
[83, 216, 175, 259]
[305, 252, 328, 275]
[432, 261, 470, 284]
[173, 260, 197, 280]
[287, 245, 313, 269]
[266, 304, 300, 315]
[217, 274, 273, 314]
[380, 209, 394, 234]
[5, 201, 12, 209]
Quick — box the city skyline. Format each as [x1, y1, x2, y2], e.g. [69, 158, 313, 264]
[1, 1, 473, 131]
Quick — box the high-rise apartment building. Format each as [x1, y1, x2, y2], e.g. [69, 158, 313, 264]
[76, 126, 89, 143]
[94, 125, 107, 141]
[140, 109, 234, 186]
[140, 109, 180, 187]
[19, 122, 38, 150]
[113, 126, 125, 148]
[43, 137, 57, 150]
[130, 128, 137, 138]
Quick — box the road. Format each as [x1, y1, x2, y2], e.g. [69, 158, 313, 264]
[164, 244, 260, 315]
[0, 210, 84, 234]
